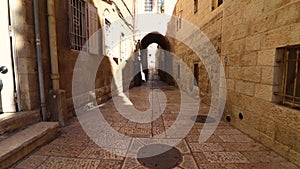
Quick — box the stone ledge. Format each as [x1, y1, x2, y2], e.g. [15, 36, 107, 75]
[0, 122, 60, 169]
[0, 110, 41, 135]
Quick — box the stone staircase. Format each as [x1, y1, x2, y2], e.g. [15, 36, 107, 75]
[0, 110, 60, 168]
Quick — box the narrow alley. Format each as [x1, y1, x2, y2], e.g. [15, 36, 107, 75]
[10, 72, 299, 169]
[0, 0, 300, 168]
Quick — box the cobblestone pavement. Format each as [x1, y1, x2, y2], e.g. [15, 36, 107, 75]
[11, 78, 299, 169]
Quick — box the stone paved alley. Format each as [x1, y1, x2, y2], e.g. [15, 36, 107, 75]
[10, 75, 299, 169]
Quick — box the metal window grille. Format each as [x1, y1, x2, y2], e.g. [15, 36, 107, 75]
[69, 0, 87, 51]
[281, 46, 300, 108]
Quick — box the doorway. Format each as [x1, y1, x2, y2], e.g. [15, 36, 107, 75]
[0, 0, 17, 113]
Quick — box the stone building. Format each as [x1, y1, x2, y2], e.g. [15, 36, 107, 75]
[166, 0, 300, 165]
[1, 0, 300, 167]
[0, 0, 135, 119]
[0, 0, 135, 167]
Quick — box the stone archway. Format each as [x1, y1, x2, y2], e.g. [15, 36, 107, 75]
[139, 32, 174, 85]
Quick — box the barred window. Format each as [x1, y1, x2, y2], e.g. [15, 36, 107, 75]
[69, 0, 87, 51]
[275, 45, 300, 108]
[69, 0, 99, 53]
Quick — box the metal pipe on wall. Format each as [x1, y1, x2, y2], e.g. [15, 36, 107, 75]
[33, 0, 47, 121]
[47, 0, 60, 91]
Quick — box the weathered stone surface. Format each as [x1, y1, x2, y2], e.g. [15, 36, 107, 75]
[261, 67, 275, 85]
[0, 122, 60, 169]
[0, 110, 40, 135]
[12, 82, 299, 168]
[245, 34, 261, 52]
[235, 80, 255, 96]
[257, 49, 276, 66]
[203, 152, 249, 163]
[239, 66, 261, 82]
[254, 84, 273, 101]
[240, 52, 258, 66]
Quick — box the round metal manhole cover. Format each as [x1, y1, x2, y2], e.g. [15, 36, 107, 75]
[137, 144, 183, 169]
[191, 115, 216, 123]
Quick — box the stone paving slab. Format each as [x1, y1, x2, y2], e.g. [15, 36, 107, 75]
[10, 80, 300, 169]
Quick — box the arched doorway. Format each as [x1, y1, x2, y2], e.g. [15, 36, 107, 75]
[136, 32, 174, 85]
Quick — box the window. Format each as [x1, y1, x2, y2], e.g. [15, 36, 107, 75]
[194, 0, 198, 14]
[176, 10, 182, 31]
[212, 0, 223, 10]
[177, 64, 180, 80]
[69, 0, 87, 51]
[145, 0, 153, 12]
[69, 0, 99, 53]
[103, 10, 112, 57]
[120, 32, 127, 62]
[159, 0, 164, 13]
[275, 45, 300, 108]
[194, 63, 199, 86]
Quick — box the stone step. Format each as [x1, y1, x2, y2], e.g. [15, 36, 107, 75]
[0, 122, 60, 169]
[0, 110, 41, 136]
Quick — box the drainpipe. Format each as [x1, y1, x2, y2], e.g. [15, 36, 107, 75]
[47, 0, 66, 126]
[47, 0, 60, 91]
[33, 0, 47, 121]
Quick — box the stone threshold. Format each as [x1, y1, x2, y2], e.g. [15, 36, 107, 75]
[0, 110, 41, 136]
[0, 122, 60, 169]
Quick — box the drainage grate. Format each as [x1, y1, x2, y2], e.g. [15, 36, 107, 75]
[191, 115, 216, 123]
[137, 144, 182, 169]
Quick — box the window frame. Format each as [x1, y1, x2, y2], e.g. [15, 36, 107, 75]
[274, 45, 300, 109]
[69, 0, 88, 51]
[69, 0, 99, 53]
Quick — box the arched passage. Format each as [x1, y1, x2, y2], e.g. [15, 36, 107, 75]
[140, 32, 171, 51]
[138, 32, 174, 85]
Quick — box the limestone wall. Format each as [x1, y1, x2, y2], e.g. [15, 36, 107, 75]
[12, 0, 51, 111]
[166, 0, 224, 104]
[222, 0, 300, 165]
[55, 0, 135, 113]
[168, 0, 300, 165]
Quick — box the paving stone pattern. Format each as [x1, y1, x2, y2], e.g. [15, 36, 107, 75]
[11, 79, 299, 169]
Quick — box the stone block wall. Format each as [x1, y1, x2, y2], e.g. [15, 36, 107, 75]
[222, 0, 300, 165]
[168, 0, 300, 165]
[55, 0, 135, 113]
[13, 0, 51, 111]
[166, 0, 224, 104]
